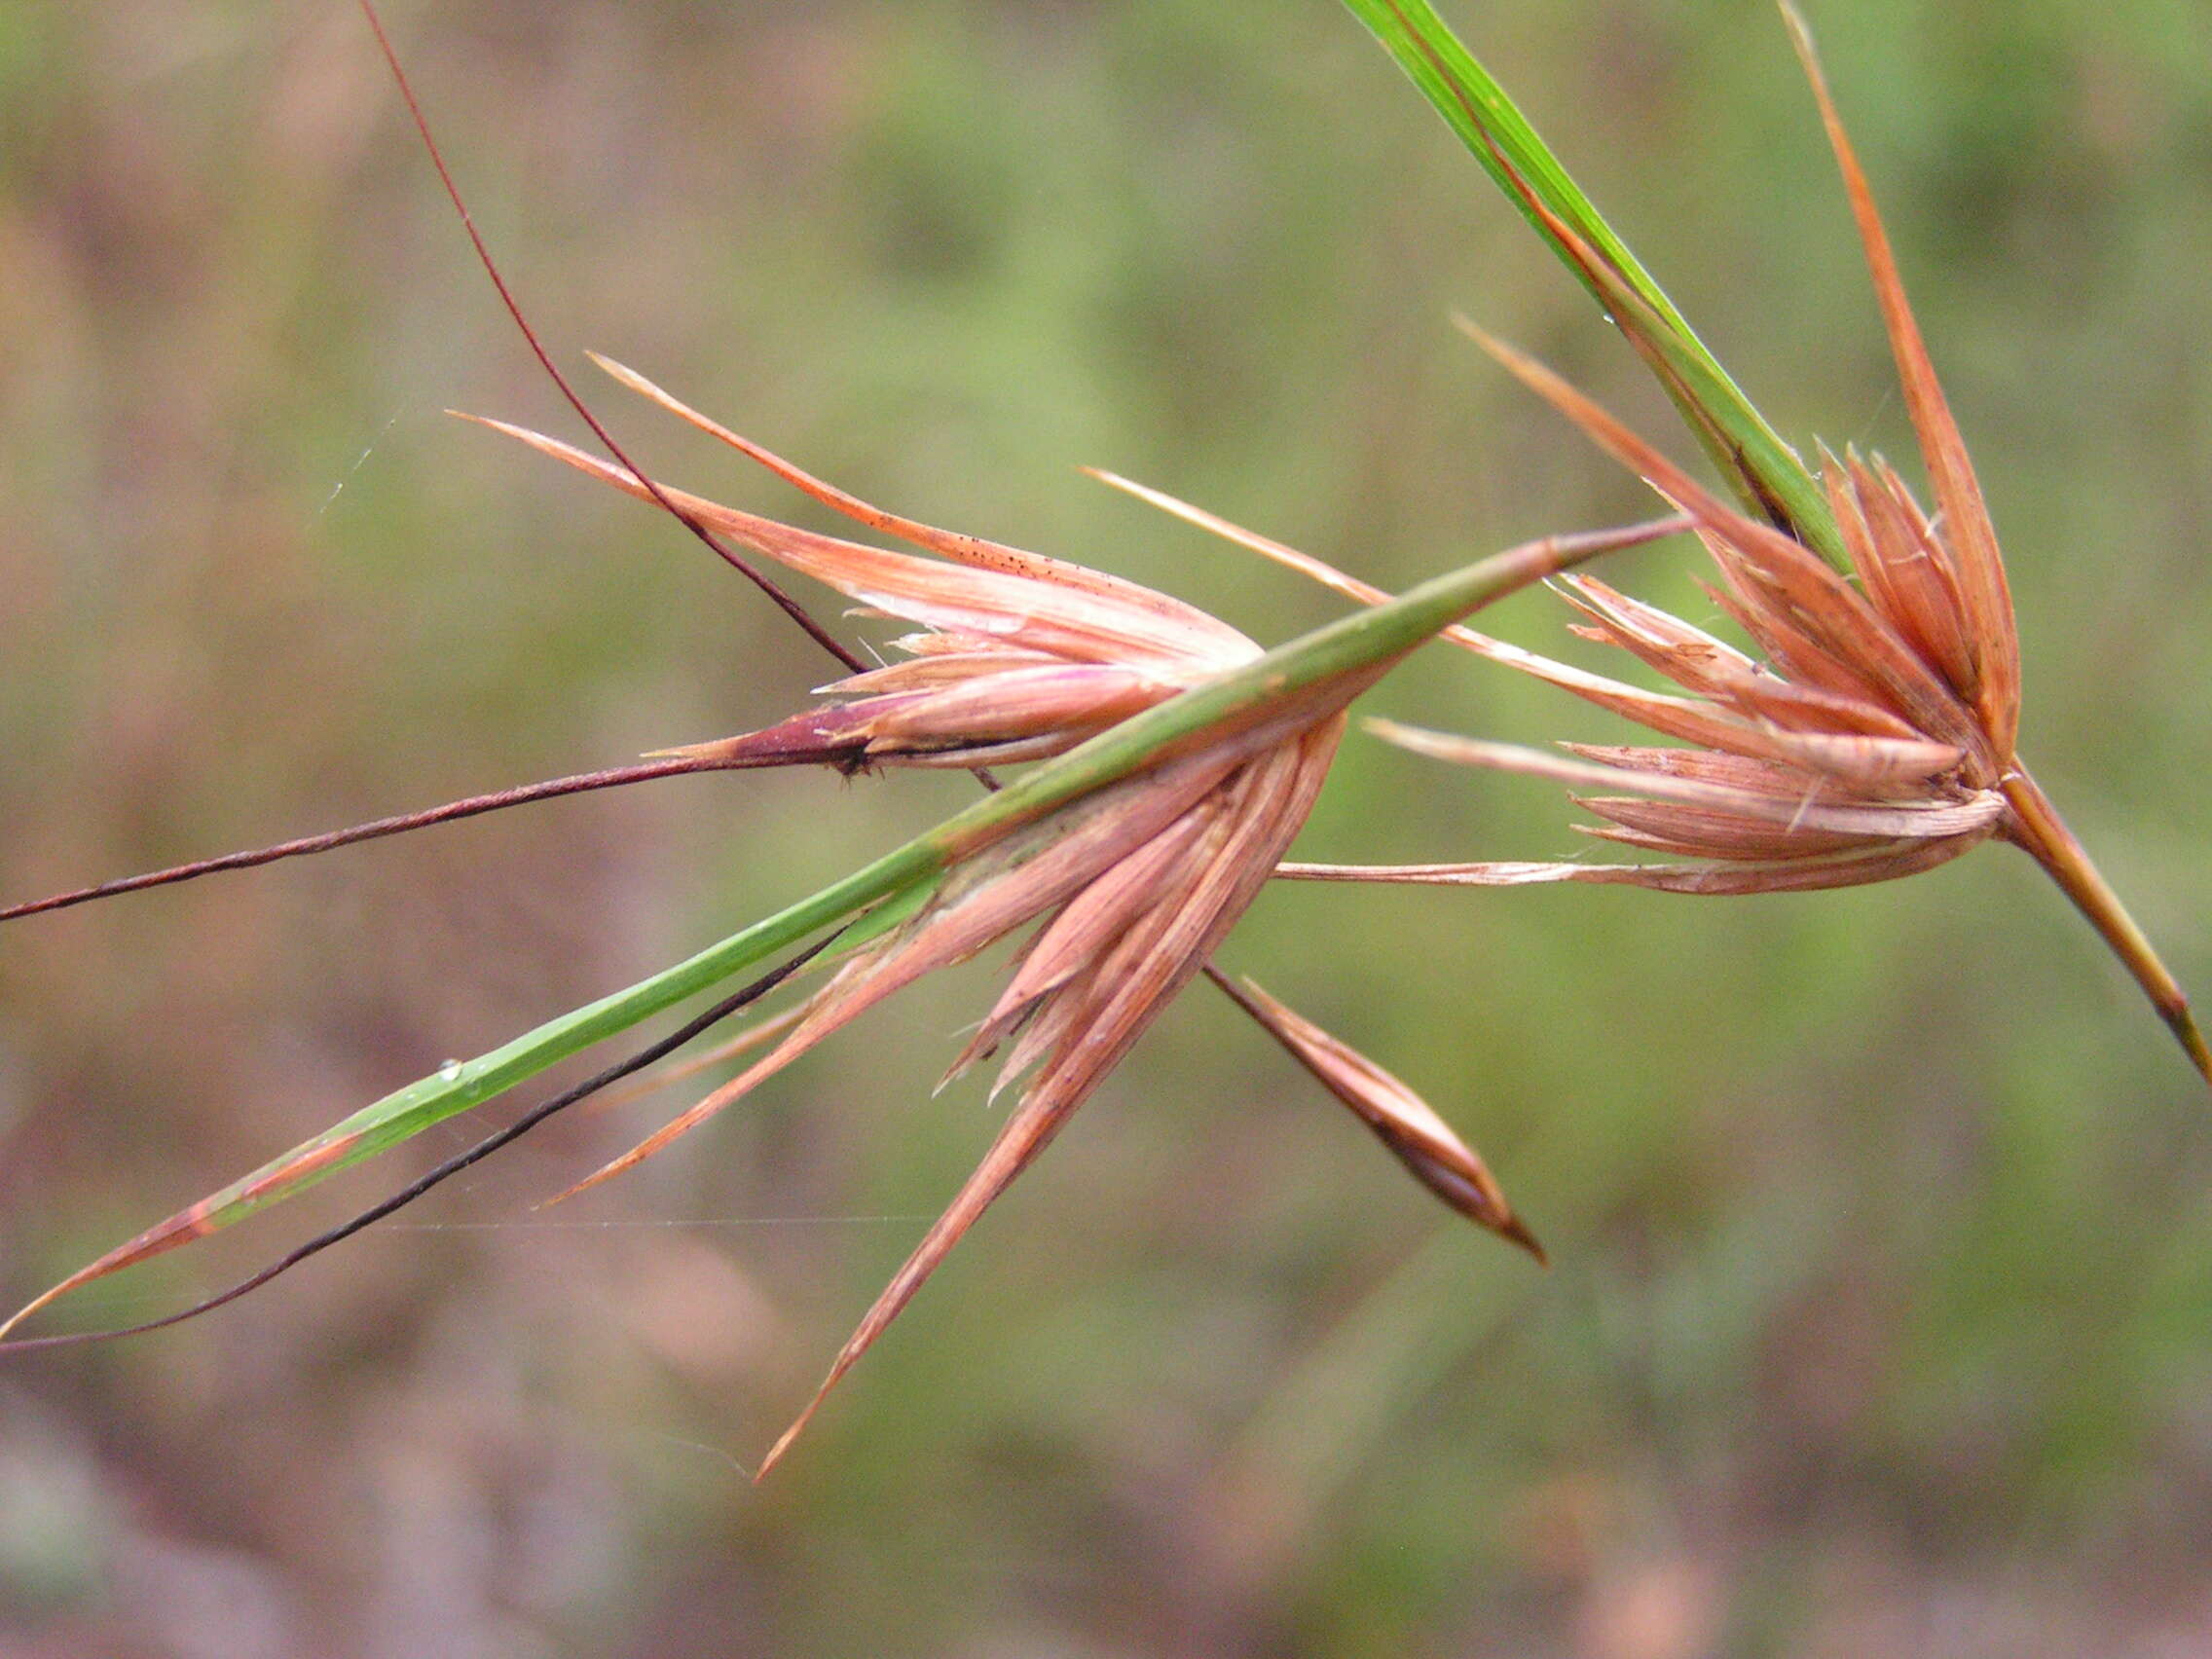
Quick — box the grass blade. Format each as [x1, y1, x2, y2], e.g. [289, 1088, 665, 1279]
[1340, 0, 1843, 563]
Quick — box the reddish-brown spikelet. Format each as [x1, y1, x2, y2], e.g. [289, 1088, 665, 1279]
[1264, 9, 2206, 1082]
[0, 336, 1642, 1413]
[1216, 976, 1544, 1261]
[464, 360, 1258, 773]
[0, 0, 1621, 1432]
[461, 366, 1557, 1472]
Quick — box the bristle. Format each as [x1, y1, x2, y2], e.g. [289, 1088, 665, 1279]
[1277, 836, 1982, 895]
[353, 2, 867, 675]
[590, 355, 1244, 641]
[1084, 468, 1384, 610]
[756, 1080, 1086, 1481]
[458, 412, 1261, 673]
[0, 756, 731, 925]
[1783, 2, 2018, 749]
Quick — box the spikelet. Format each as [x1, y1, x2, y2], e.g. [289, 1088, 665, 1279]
[1124, 15, 2205, 1082]
[469, 367, 1555, 1474]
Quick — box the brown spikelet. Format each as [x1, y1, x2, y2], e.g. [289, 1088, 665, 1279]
[1295, 11, 2207, 1086]
[456, 371, 1586, 1472]
[1217, 977, 1544, 1262]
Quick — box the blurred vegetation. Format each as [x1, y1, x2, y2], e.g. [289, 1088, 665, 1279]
[2, 1, 2209, 1654]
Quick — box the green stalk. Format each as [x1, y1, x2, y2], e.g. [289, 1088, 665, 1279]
[1342, 0, 1845, 565]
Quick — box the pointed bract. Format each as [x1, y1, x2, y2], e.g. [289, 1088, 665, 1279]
[1223, 977, 1543, 1261]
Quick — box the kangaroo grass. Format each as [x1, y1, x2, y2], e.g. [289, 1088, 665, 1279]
[0, 498, 1680, 1466]
[3, 0, 2198, 1482]
[0, 4, 1690, 1474]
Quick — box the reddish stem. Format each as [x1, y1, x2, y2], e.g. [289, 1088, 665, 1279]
[1, 756, 748, 923]
[355, 1, 865, 675]
[2002, 765, 2210, 1086]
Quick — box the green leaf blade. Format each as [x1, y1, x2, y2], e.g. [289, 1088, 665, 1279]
[1341, 0, 1844, 565]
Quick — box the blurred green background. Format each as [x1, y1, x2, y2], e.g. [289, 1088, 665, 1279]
[3, 1, 2209, 1654]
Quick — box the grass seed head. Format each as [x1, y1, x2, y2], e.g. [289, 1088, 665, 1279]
[1292, 5, 2205, 1082]
[0, 359, 1677, 1441]
[470, 366, 1547, 1471]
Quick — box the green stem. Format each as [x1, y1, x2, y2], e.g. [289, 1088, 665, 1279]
[1340, 0, 1843, 563]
